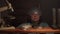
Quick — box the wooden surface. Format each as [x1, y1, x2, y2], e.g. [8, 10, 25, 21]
[0, 28, 60, 33]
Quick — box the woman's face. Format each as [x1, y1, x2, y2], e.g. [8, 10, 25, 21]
[31, 13, 40, 22]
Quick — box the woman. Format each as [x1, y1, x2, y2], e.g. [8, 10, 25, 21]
[17, 8, 54, 34]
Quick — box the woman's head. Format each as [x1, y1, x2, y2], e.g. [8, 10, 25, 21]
[28, 8, 42, 22]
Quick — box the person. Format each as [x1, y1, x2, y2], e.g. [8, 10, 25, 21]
[17, 8, 54, 34]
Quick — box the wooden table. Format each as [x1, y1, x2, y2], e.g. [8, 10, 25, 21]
[0, 28, 60, 33]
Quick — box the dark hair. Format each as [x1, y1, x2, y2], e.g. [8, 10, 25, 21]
[27, 8, 42, 16]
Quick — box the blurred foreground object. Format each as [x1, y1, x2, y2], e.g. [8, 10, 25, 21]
[0, 0, 15, 27]
[0, 26, 15, 30]
[0, 6, 8, 12]
[0, 18, 15, 30]
[0, 18, 5, 27]
[0, 0, 14, 12]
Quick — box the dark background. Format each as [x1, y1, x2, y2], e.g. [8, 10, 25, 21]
[0, 0, 60, 27]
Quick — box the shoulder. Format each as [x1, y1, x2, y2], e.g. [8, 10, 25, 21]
[39, 22, 49, 27]
[17, 23, 31, 28]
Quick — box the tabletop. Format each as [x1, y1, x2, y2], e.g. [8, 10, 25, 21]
[0, 28, 60, 33]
